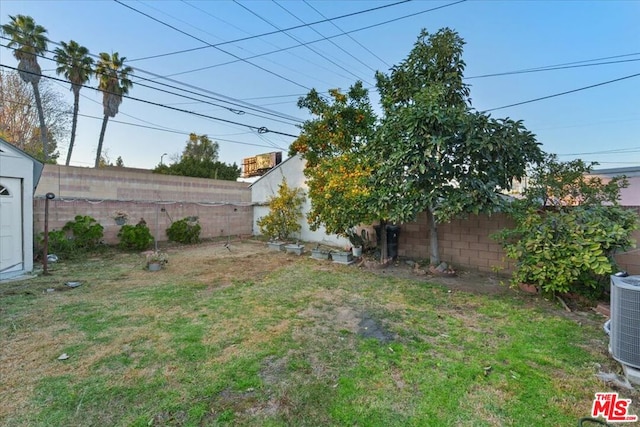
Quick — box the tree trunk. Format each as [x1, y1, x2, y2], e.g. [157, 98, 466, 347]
[428, 206, 440, 266]
[66, 87, 80, 166]
[379, 218, 388, 264]
[31, 82, 48, 161]
[95, 114, 109, 168]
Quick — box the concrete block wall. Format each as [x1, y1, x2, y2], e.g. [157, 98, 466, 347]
[398, 207, 640, 275]
[36, 164, 251, 203]
[398, 212, 514, 273]
[33, 165, 252, 245]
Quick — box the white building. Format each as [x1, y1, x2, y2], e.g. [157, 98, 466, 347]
[250, 154, 349, 247]
[0, 138, 44, 280]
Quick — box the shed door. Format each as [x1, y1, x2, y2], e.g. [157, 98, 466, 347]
[0, 178, 23, 274]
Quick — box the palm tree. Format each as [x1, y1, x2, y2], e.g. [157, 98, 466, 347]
[94, 52, 133, 168]
[54, 40, 94, 166]
[1, 15, 50, 160]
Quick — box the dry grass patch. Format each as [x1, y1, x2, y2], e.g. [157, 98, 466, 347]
[1, 241, 636, 426]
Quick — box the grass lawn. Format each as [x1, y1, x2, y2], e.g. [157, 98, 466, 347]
[0, 240, 634, 426]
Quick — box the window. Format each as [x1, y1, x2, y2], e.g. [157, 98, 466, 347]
[0, 185, 9, 196]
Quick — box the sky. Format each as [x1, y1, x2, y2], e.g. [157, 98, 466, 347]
[1, 0, 639, 173]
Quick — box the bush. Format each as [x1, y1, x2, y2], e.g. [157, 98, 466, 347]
[257, 178, 305, 241]
[495, 155, 638, 297]
[63, 215, 104, 250]
[496, 205, 637, 296]
[43, 229, 76, 258]
[118, 219, 154, 251]
[40, 215, 104, 259]
[166, 217, 201, 244]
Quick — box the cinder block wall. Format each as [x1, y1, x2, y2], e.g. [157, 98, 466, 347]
[398, 212, 514, 273]
[33, 165, 252, 245]
[398, 208, 640, 275]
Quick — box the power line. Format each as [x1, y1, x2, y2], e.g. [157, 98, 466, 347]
[131, 66, 305, 123]
[302, 0, 391, 69]
[1, 37, 305, 124]
[467, 57, 640, 80]
[500, 52, 640, 74]
[483, 72, 640, 112]
[0, 63, 300, 138]
[236, 0, 372, 86]
[128, 0, 413, 62]
[273, 0, 378, 76]
[114, 0, 313, 91]
[210, 51, 640, 101]
[74, 112, 285, 150]
[131, 78, 301, 127]
[145, 1, 466, 80]
[558, 147, 640, 156]
[177, 0, 348, 90]
[55, 79, 200, 136]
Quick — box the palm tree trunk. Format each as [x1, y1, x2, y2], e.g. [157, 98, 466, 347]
[428, 206, 440, 266]
[31, 82, 48, 161]
[95, 114, 109, 168]
[66, 88, 80, 166]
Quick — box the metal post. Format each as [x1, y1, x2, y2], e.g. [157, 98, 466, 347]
[155, 203, 159, 251]
[43, 192, 55, 274]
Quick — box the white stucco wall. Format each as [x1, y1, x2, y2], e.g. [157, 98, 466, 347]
[251, 155, 349, 247]
[0, 142, 37, 279]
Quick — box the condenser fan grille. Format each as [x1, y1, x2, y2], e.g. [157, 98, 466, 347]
[610, 275, 640, 369]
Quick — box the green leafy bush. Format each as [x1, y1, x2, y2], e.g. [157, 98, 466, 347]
[62, 215, 104, 250]
[40, 215, 104, 259]
[118, 219, 154, 251]
[497, 205, 637, 295]
[166, 217, 201, 244]
[495, 155, 638, 296]
[43, 229, 76, 258]
[257, 179, 305, 241]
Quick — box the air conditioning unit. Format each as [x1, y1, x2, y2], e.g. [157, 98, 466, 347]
[610, 275, 640, 369]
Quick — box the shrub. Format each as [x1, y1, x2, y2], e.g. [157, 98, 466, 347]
[62, 215, 104, 250]
[40, 215, 104, 259]
[257, 178, 305, 241]
[166, 217, 201, 244]
[118, 219, 154, 251]
[497, 205, 637, 295]
[42, 229, 76, 258]
[495, 155, 638, 297]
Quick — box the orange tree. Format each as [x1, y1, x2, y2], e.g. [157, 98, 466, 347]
[290, 82, 381, 245]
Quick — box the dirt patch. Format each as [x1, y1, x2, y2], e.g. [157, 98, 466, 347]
[361, 257, 513, 296]
[358, 313, 395, 343]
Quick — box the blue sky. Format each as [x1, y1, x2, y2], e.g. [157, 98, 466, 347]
[1, 0, 638, 171]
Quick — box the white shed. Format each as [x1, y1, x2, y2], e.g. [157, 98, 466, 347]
[250, 154, 349, 247]
[0, 138, 43, 280]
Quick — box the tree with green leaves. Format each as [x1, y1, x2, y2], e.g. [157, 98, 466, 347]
[54, 40, 94, 166]
[1, 14, 50, 160]
[95, 52, 133, 168]
[374, 28, 543, 265]
[495, 154, 638, 296]
[290, 82, 380, 244]
[257, 178, 306, 241]
[153, 133, 240, 180]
